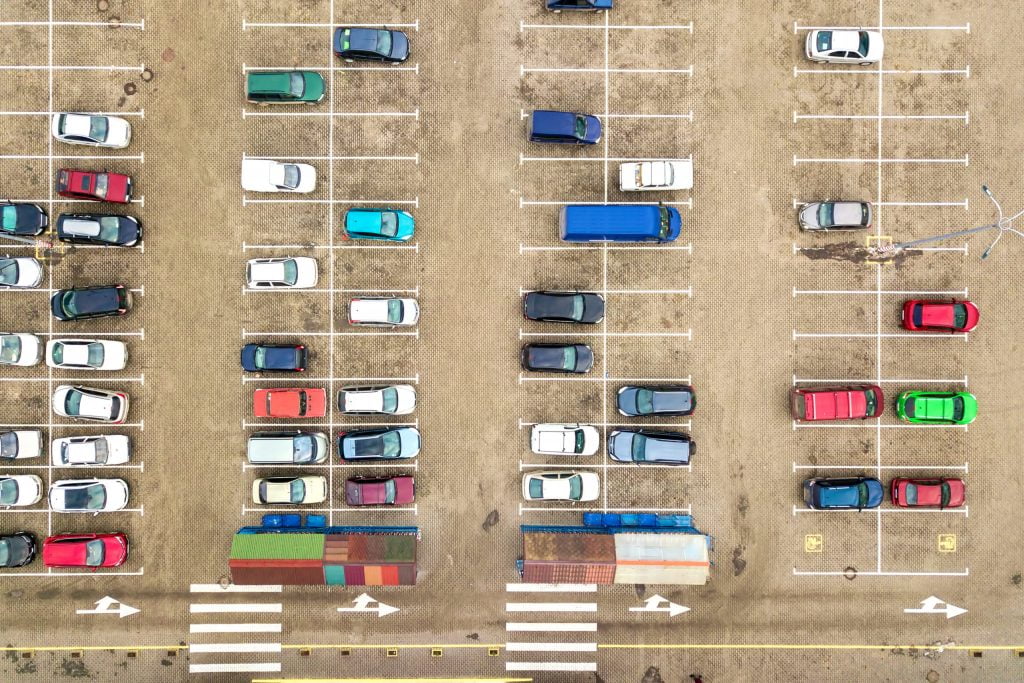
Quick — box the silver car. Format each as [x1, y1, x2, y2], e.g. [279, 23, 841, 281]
[798, 201, 871, 232]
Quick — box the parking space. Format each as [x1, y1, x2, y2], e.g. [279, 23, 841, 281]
[787, 1, 972, 579]
[238, 0, 423, 535]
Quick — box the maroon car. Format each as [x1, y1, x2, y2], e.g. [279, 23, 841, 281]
[345, 475, 415, 506]
[56, 169, 132, 204]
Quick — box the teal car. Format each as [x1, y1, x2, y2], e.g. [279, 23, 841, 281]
[344, 208, 415, 242]
[895, 391, 977, 425]
[246, 71, 325, 104]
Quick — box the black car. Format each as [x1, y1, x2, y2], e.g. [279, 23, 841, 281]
[51, 284, 132, 321]
[56, 213, 141, 247]
[521, 343, 593, 374]
[333, 27, 410, 63]
[523, 291, 605, 324]
[607, 429, 694, 465]
[0, 202, 47, 236]
[617, 385, 696, 417]
[0, 532, 37, 568]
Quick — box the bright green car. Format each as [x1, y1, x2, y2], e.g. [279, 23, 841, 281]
[246, 71, 325, 104]
[895, 391, 977, 425]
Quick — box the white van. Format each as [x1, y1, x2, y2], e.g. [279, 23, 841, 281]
[247, 431, 329, 465]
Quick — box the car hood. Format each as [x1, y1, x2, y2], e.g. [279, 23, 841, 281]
[389, 30, 410, 60]
[798, 203, 821, 228]
[14, 258, 42, 287]
[103, 117, 132, 147]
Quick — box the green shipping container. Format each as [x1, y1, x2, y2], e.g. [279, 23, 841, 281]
[324, 564, 346, 585]
[230, 533, 325, 560]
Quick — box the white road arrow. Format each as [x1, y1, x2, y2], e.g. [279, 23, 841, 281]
[903, 595, 967, 620]
[628, 594, 689, 617]
[336, 592, 399, 617]
[75, 596, 140, 619]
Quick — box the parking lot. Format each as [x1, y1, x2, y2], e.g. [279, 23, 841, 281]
[0, 0, 1022, 681]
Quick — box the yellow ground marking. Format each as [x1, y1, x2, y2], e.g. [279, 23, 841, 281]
[804, 534, 823, 552]
[251, 680, 533, 683]
[938, 534, 957, 552]
[865, 235, 892, 248]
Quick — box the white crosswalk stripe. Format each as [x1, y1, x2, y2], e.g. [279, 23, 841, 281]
[187, 582, 284, 675]
[504, 583, 598, 673]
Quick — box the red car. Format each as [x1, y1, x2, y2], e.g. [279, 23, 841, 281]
[253, 388, 326, 418]
[790, 385, 884, 421]
[891, 478, 965, 508]
[345, 475, 415, 506]
[42, 533, 129, 568]
[56, 168, 132, 204]
[901, 299, 978, 333]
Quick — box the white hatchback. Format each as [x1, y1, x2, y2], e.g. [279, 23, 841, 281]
[51, 435, 131, 466]
[49, 478, 129, 512]
[246, 257, 319, 289]
[0, 430, 42, 460]
[530, 423, 600, 456]
[348, 297, 419, 326]
[619, 160, 693, 191]
[521, 470, 600, 502]
[805, 29, 884, 65]
[52, 385, 129, 423]
[0, 475, 43, 507]
[0, 257, 43, 289]
[0, 333, 41, 366]
[51, 113, 131, 148]
[46, 339, 127, 371]
[241, 159, 317, 193]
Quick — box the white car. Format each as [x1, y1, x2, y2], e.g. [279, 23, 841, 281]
[522, 470, 600, 502]
[805, 30, 884, 65]
[241, 159, 317, 193]
[619, 160, 693, 191]
[51, 113, 131, 148]
[0, 257, 42, 289]
[0, 430, 42, 460]
[348, 297, 419, 326]
[252, 476, 328, 505]
[246, 257, 319, 289]
[46, 339, 127, 371]
[530, 423, 600, 456]
[339, 384, 416, 415]
[51, 435, 131, 466]
[49, 478, 129, 512]
[0, 333, 41, 366]
[0, 474, 43, 507]
[52, 385, 129, 423]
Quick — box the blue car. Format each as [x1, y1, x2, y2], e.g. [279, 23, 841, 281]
[803, 477, 883, 510]
[546, 0, 613, 11]
[333, 27, 410, 63]
[241, 344, 308, 372]
[529, 110, 602, 144]
[344, 208, 415, 242]
[338, 427, 420, 461]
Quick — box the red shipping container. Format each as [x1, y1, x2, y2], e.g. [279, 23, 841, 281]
[344, 565, 365, 585]
[398, 564, 416, 585]
[232, 565, 325, 585]
[382, 565, 399, 586]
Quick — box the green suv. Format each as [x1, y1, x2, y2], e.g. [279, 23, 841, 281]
[246, 71, 325, 104]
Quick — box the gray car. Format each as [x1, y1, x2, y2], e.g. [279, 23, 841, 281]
[338, 427, 420, 461]
[607, 429, 694, 465]
[798, 201, 871, 231]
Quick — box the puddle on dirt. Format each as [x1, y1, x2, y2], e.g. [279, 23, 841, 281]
[798, 241, 922, 267]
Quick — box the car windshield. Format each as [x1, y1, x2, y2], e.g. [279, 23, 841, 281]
[858, 31, 870, 58]
[387, 299, 403, 324]
[92, 439, 109, 463]
[631, 434, 647, 461]
[561, 346, 578, 371]
[863, 389, 877, 416]
[282, 164, 300, 189]
[0, 336, 21, 363]
[376, 30, 392, 55]
[89, 117, 108, 141]
[816, 31, 832, 52]
[86, 343, 105, 367]
[0, 539, 9, 565]
[380, 431, 401, 458]
[381, 388, 398, 413]
[857, 482, 869, 506]
[65, 484, 107, 510]
[818, 203, 835, 227]
[567, 475, 583, 500]
[951, 397, 965, 422]
[529, 479, 543, 499]
[61, 292, 80, 316]
[904, 483, 919, 505]
[380, 212, 398, 237]
[1, 206, 16, 231]
[293, 435, 315, 463]
[384, 480, 397, 504]
[254, 347, 267, 368]
[659, 207, 670, 239]
[0, 433, 17, 459]
[635, 389, 654, 415]
[574, 116, 587, 139]
[952, 304, 968, 329]
[289, 479, 305, 503]
[65, 390, 83, 415]
[0, 260, 18, 285]
[570, 295, 585, 321]
[85, 539, 105, 566]
[288, 72, 304, 97]
[574, 430, 585, 453]
[0, 479, 16, 505]
[95, 174, 108, 197]
[98, 217, 122, 242]
[281, 260, 299, 285]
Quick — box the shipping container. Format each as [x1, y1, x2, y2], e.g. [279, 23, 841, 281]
[230, 533, 324, 560]
[228, 558, 322, 569]
[231, 565, 325, 585]
[613, 532, 710, 585]
[523, 532, 616, 563]
[522, 561, 615, 584]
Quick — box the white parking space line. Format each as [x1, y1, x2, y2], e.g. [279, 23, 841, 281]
[243, 20, 419, 30]
[242, 109, 418, 119]
[793, 462, 968, 472]
[519, 330, 691, 338]
[0, 19, 145, 29]
[794, 422, 968, 430]
[520, 461, 691, 472]
[520, 243, 693, 252]
[506, 583, 597, 592]
[793, 155, 968, 165]
[189, 623, 282, 633]
[0, 110, 145, 117]
[241, 506, 416, 514]
[520, 375, 691, 383]
[0, 64, 146, 72]
[242, 242, 419, 251]
[242, 197, 418, 206]
[520, 20, 693, 32]
[0, 153, 144, 161]
[793, 112, 968, 123]
[521, 65, 693, 76]
[0, 197, 146, 206]
[791, 198, 968, 209]
[793, 287, 968, 295]
[519, 287, 693, 296]
[242, 463, 418, 472]
[793, 505, 968, 515]
[507, 662, 599, 672]
[0, 568, 144, 577]
[188, 663, 282, 674]
[0, 375, 144, 383]
[520, 504, 691, 514]
[1, 422, 145, 429]
[242, 153, 418, 163]
[507, 622, 598, 632]
[241, 375, 419, 384]
[519, 420, 691, 429]
[189, 643, 282, 654]
[242, 63, 419, 73]
[243, 287, 416, 294]
[792, 242, 968, 254]
[794, 66, 970, 77]
[794, 376, 968, 385]
[793, 569, 969, 577]
[792, 331, 967, 339]
[793, 21, 969, 32]
[521, 198, 692, 209]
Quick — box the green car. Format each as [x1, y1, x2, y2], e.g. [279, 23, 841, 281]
[895, 391, 977, 425]
[246, 71, 325, 104]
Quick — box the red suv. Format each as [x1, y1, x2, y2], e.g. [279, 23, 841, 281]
[56, 169, 132, 204]
[790, 385, 883, 421]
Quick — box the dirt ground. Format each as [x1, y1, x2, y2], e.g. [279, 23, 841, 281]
[0, 0, 1022, 681]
